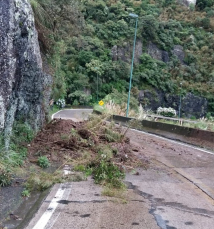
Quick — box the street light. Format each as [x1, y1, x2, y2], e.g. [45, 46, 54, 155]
[94, 67, 99, 102]
[178, 82, 182, 119]
[96, 72, 98, 102]
[126, 13, 138, 117]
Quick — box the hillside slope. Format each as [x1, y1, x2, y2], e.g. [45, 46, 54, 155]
[32, 0, 214, 116]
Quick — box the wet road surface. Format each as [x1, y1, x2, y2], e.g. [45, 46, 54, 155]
[52, 109, 93, 122]
[125, 129, 214, 229]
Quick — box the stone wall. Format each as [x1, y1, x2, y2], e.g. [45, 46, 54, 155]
[0, 0, 52, 144]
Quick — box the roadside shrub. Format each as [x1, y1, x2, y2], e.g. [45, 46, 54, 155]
[92, 159, 125, 188]
[56, 99, 65, 108]
[0, 168, 12, 187]
[12, 122, 35, 144]
[37, 156, 50, 168]
[21, 189, 30, 197]
[157, 107, 176, 117]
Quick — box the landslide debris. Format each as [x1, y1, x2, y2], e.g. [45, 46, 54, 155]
[28, 115, 149, 175]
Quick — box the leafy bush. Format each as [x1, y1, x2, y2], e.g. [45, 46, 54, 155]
[157, 107, 176, 117]
[37, 156, 50, 168]
[22, 189, 30, 197]
[56, 99, 65, 108]
[196, 0, 214, 10]
[0, 168, 12, 187]
[12, 122, 34, 144]
[92, 159, 125, 188]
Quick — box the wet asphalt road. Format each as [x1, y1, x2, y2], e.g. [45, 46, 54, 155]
[52, 109, 93, 122]
[125, 129, 214, 229]
[24, 110, 214, 229]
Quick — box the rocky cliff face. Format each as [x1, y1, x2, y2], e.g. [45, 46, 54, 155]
[111, 41, 185, 65]
[147, 42, 185, 64]
[111, 40, 142, 64]
[0, 0, 52, 144]
[139, 90, 207, 118]
[147, 42, 170, 63]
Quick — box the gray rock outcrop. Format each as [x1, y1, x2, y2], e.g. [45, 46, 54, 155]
[172, 45, 185, 64]
[111, 40, 142, 64]
[139, 89, 207, 118]
[146, 42, 185, 64]
[111, 40, 185, 66]
[147, 42, 169, 62]
[0, 0, 52, 144]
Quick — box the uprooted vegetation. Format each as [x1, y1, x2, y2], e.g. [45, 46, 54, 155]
[21, 114, 149, 193]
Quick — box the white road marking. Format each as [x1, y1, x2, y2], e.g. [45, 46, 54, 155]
[32, 184, 66, 229]
[130, 128, 214, 155]
[51, 110, 62, 120]
[32, 167, 72, 229]
[49, 212, 61, 229]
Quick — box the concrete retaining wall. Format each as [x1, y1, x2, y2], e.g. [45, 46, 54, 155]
[112, 115, 214, 150]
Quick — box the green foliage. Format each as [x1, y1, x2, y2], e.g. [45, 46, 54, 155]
[12, 122, 34, 144]
[25, 170, 86, 192]
[68, 90, 92, 105]
[92, 159, 125, 188]
[22, 189, 30, 197]
[25, 171, 60, 191]
[0, 168, 12, 187]
[74, 164, 85, 172]
[196, 0, 214, 10]
[37, 156, 50, 168]
[0, 122, 35, 186]
[104, 89, 139, 112]
[31, 0, 214, 114]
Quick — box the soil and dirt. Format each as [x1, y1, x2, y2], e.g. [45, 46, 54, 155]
[27, 117, 149, 171]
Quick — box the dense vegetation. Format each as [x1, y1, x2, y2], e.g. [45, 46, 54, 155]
[31, 0, 214, 114]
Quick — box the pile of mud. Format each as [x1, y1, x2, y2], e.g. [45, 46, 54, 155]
[28, 118, 149, 169]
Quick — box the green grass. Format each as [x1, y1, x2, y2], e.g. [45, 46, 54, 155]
[49, 105, 61, 117]
[37, 156, 50, 168]
[0, 122, 35, 187]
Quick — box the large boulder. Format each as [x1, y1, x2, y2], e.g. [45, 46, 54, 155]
[0, 0, 52, 144]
